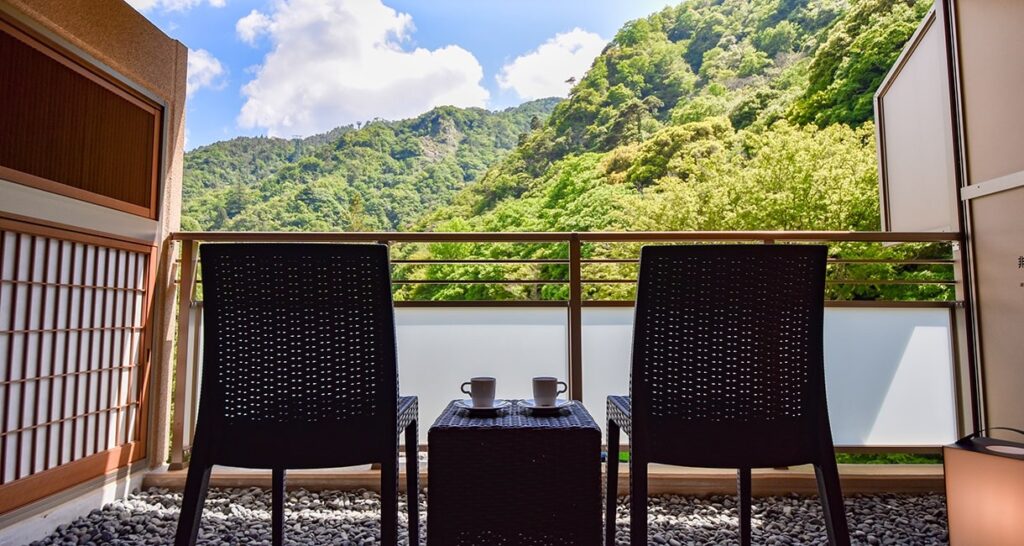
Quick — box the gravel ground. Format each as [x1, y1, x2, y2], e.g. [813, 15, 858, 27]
[28, 488, 947, 545]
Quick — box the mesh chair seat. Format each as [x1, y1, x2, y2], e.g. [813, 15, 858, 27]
[398, 396, 417, 428]
[607, 395, 632, 438]
[606, 245, 850, 546]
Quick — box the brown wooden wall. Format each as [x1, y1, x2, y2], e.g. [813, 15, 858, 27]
[0, 15, 162, 219]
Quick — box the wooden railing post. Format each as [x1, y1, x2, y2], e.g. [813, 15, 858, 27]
[169, 239, 197, 470]
[568, 234, 583, 401]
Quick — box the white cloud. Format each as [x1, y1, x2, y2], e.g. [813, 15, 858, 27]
[236, 0, 489, 137]
[497, 28, 606, 100]
[236, 9, 272, 45]
[186, 48, 226, 96]
[126, 0, 225, 12]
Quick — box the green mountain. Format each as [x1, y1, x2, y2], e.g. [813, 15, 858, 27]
[420, 0, 932, 235]
[182, 98, 561, 231]
[393, 0, 944, 302]
[181, 0, 947, 302]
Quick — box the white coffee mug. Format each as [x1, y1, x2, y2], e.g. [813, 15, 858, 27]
[461, 377, 496, 408]
[532, 376, 568, 407]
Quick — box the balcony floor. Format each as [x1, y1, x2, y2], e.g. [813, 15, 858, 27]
[27, 487, 948, 545]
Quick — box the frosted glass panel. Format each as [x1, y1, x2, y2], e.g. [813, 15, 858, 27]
[580, 306, 957, 447]
[396, 307, 568, 442]
[186, 305, 956, 447]
[824, 308, 956, 446]
[581, 308, 633, 445]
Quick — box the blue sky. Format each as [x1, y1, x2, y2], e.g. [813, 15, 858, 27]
[129, 0, 675, 150]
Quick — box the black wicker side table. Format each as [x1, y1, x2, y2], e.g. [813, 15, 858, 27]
[427, 400, 602, 546]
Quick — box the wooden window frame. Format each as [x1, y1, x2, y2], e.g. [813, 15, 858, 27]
[0, 12, 164, 220]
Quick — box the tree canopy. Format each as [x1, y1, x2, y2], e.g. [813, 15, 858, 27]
[182, 0, 948, 302]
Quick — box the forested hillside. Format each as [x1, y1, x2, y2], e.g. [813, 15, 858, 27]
[421, 0, 931, 235]
[395, 0, 942, 301]
[182, 98, 560, 231]
[182, 0, 945, 301]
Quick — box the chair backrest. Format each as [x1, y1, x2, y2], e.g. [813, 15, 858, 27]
[198, 243, 397, 432]
[630, 244, 831, 465]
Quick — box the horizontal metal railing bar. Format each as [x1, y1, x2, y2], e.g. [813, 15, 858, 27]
[825, 279, 956, 286]
[175, 257, 955, 266]
[171, 231, 959, 243]
[582, 258, 639, 264]
[827, 258, 954, 265]
[392, 279, 564, 285]
[823, 300, 959, 308]
[387, 278, 957, 286]
[581, 258, 955, 265]
[191, 298, 959, 309]
[186, 295, 958, 309]
[400, 278, 958, 286]
[172, 231, 572, 243]
[619, 279, 956, 285]
[577, 231, 959, 243]
[392, 259, 568, 265]
[394, 300, 568, 308]
[182, 276, 956, 287]
[580, 300, 959, 308]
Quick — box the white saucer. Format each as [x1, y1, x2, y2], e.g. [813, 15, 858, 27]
[455, 399, 511, 413]
[521, 399, 573, 413]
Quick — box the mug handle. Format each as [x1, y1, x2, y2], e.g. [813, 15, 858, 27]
[461, 381, 472, 396]
[557, 381, 568, 395]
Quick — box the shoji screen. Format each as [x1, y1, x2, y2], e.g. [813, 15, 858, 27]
[0, 218, 154, 512]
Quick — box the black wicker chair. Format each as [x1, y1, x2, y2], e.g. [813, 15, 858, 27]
[174, 243, 418, 546]
[606, 245, 850, 546]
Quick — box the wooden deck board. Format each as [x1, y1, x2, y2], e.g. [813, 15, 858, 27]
[142, 464, 944, 497]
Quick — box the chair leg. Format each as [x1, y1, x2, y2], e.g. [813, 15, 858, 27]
[405, 421, 420, 546]
[272, 468, 286, 546]
[737, 468, 752, 546]
[174, 458, 212, 546]
[814, 458, 851, 546]
[381, 441, 399, 546]
[606, 420, 620, 546]
[628, 450, 647, 546]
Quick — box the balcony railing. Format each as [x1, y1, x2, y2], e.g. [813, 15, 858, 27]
[167, 231, 966, 469]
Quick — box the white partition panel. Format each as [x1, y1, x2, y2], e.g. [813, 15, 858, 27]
[184, 305, 957, 447]
[395, 307, 569, 442]
[824, 307, 956, 446]
[581, 308, 634, 445]
[580, 306, 957, 447]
